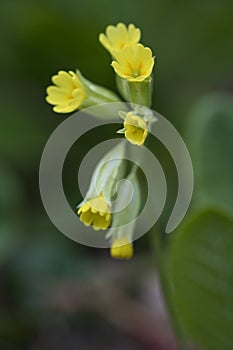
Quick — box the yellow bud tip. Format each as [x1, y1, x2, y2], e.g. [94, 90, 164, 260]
[110, 237, 134, 260]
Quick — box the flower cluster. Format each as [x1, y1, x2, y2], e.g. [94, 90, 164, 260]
[45, 23, 157, 259]
[99, 23, 154, 83]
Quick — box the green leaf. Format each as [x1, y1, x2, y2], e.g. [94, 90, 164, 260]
[168, 209, 233, 350]
[186, 94, 233, 217]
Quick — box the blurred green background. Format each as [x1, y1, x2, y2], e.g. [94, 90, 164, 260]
[1, 0, 233, 349]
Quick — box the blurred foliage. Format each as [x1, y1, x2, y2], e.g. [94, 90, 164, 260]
[166, 94, 233, 349]
[0, 0, 233, 349]
[186, 94, 233, 216]
[168, 210, 233, 350]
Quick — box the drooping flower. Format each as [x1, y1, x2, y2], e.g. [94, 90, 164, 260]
[77, 142, 126, 231]
[110, 236, 133, 259]
[77, 193, 111, 231]
[99, 22, 141, 56]
[117, 111, 148, 146]
[111, 44, 154, 82]
[46, 70, 87, 113]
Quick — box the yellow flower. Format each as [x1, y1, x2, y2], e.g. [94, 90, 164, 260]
[99, 22, 141, 56]
[111, 44, 154, 82]
[46, 70, 87, 113]
[118, 112, 148, 146]
[77, 193, 111, 231]
[110, 237, 133, 259]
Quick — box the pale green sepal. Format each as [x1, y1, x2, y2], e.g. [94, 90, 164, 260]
[119, 111, 127, 120]
[132, 105, 158, 130]
[116, 75, 153, 107]
[116, 128, 125, 134]
[106, 171, 141, 242]
[76, 70, 121, 107]
[79, 141, 127, 206]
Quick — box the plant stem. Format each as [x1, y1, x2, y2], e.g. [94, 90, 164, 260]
[149, 228, 187, 350]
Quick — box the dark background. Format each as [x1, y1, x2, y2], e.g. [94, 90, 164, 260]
[1, 0, 233, 349]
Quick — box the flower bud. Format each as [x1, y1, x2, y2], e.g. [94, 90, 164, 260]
[106, 170, 141, 259]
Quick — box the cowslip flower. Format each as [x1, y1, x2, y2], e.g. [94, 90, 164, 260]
[77, 142, 126, 231]
[111, 44, 154, 82]
[99, 22, 141, 56]
[117, 111, 148, 146]
[78, 193, 111, 231]
[46, 70, 87, 113]
[110, 237, 133, 259]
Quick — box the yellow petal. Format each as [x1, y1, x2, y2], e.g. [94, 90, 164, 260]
[80, 210, 94, 226]
[99, 23, 141, 55]
[52, 71, 75, 91]
[93, 214, 110, 230]
[46, 86, 70, 104]
[53, 104, 78, 113]
[128, 24, 141, 43]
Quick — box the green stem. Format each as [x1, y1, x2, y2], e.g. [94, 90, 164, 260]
[149, 229, 188, 349]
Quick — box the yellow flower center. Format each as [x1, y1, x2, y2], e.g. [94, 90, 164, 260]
[132, 70, 140, 78]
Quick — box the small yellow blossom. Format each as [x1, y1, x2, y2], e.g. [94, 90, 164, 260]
[46, 70, 87, 113]
[99, 22, 141, 56]
[111, 44, 154, 82]
[110, 237, 133, 259]
[77, 193, 111, 231]
[118, 112, 148, 146]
